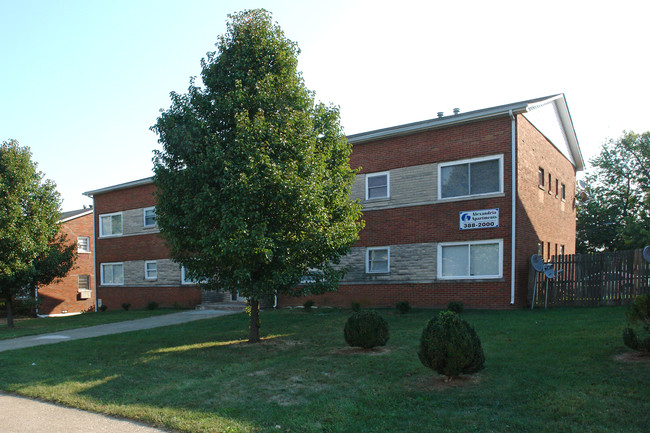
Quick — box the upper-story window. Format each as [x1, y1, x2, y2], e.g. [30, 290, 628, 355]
[561, 183, 566, 201]
[538, 167, 545, 188]
[99, 212, 123, 237]
[439, 155, 503, 200]
[365, 172, 390, 200]
[143, 207, 156, 227]
[77, 236, 90, 253]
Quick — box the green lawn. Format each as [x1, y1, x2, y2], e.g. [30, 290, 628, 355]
[0, 307, 647, 433]
[0, 309, 178, 340]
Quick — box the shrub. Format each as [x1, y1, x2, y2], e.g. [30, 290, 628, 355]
[121, 303, 131, 311]
[350, 301, 361, 312]
[173, 301, 183, 310]
[303, 300, 315, 312]
[418, 310, 485, 380]
[396, 301, 411, 314]
[146, 301, 159, 310]
[99, 305, 108, 312]
[622, 294, 650, 352]
[447, 301, 464, 314]
[344, 310, 389, 349]
[13, 297, 41, 317]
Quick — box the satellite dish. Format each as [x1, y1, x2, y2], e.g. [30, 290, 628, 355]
[577, 179, 586, 189]
[531, 255, 545, 272]
[643, 246, 650, 263]
[543, 263, 556, 279]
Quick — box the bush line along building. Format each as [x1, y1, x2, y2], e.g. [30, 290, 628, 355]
[82, 94, 583, 310]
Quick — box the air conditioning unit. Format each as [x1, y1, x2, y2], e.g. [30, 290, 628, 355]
[78, 289, 92, 299]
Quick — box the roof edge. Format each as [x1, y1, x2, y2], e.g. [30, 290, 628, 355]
[83, 176, 154, 197]
[59, 209, 93, 223]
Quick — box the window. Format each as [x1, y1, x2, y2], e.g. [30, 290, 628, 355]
[366, 247, 390, 273]
[439, 155, 503, 200]
[181, 266, 198, 285]
[559, 245, 565, 255]
[143, 207, 156, 227]
[561, 183, 566, 201]
[555, 179, 559, 197]
[548, 173, 552, 194]
[538, 168, 545, 188]
[547, 242, 551, 260]
[77, 236, 90, 253]
[145, 261, 157, 280]
[101, 263, 124, 285]
[438, 240, 503, 279]
[537, 241, 544, 257]
[99, 212, 123, 237]
[365, 172, 389, 200]
[78, 275, 90, 290]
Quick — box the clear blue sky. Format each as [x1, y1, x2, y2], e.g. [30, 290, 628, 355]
[2, 0, 648, 211]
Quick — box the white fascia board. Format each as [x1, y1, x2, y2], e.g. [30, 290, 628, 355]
[59, 209, 94, 223]
[83, 176, 154, 197]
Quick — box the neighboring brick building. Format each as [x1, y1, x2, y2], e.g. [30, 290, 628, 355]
[85, 94, 583, 310]
[37, 208, 95, 316]
[83, 180, 202, 310]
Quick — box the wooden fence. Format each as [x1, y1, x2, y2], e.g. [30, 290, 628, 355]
[528, 249, 650, 308]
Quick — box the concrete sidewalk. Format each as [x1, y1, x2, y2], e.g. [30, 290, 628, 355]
[0, 309, 238, 352]
[0, 392, 173, 432]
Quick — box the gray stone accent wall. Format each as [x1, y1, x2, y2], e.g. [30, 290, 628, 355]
[123, 208, 159, 236]
[352, 164, 438, 211]
[123, 259, 183, 287]
[338, 243, 438, 284]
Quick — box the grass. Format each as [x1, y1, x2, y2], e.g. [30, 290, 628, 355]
[0, 307, 648, 433]
[0, 309, 178, 340]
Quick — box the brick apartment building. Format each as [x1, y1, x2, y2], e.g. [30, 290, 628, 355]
[37, 208, 95, 315]
[85, 94, 583, 310]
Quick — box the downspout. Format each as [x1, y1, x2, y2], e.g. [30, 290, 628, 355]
[92, 199, 98, 313]
[509, 109, 516, 305]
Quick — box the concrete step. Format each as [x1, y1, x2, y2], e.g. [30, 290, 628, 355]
[195, 302, 246, 311]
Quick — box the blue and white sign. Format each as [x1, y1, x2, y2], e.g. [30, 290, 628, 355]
[459, 209, 499, 230]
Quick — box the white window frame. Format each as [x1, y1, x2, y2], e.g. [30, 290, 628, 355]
[437, 239, 503, 280]
[77, 236, 90, 253]
[365, 171, 390, 200]
[143, 207, 156, 228]
[99, 212, 123, 237]
[100, 262, 124, 286]
[145, 260, 157, 280]
[438, 155, 504, 200]
[181, 266, 197, 285]
[365, 247, 390, 274]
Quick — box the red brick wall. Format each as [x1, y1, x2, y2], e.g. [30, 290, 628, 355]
[38, 213, 95, 315]
[93, 182, 157, 215]
[98, 286, 201, 310]
[514, 114, 577, 306]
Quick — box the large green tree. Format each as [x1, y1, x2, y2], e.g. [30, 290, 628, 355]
[0, 139, 76, 328]
[577, 131, 650, 252]
[152, 9, 363, 342]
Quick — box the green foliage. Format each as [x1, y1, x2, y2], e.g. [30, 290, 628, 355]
[622, 294, 650, 352]
[121, 303, 131, 311]
[344, 310, 389, 349]
[350, 301, 361, 312]
[12, 297, 41, 317]
[151, 9, 363, 342]
[146, 302, 159, 311]
[418, 311, 485, 379]
[447, 301, 464, 314]
[577, 131, 650, 252]
[303, 300, 315, 312]
[396, 301, 411, 314]
[99, 305, 107, 312]
[0, 139, 73, 328]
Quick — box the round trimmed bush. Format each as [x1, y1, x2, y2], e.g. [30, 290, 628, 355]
[344, 311, 389, 349]
[418, 311, 485, 379]
[396, 301, 411, 314]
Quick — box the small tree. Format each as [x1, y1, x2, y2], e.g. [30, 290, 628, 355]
[0, 139, 75, 328]
[622, 294, 650, 352]
[152, 10, 363, 342]
[418, 311, 485, 381]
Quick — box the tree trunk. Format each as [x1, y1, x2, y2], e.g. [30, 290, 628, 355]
[6, 296, 14, 329]
[248, 298, 261, 343]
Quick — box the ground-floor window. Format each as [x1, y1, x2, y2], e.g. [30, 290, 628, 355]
[101, 262, 124, 285]
[438, 239, 502, 279]
[366, 247, 390, 273]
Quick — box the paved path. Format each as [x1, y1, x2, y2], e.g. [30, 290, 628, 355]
[0, 309, 239, 432]
[0, 309, 237, 352]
